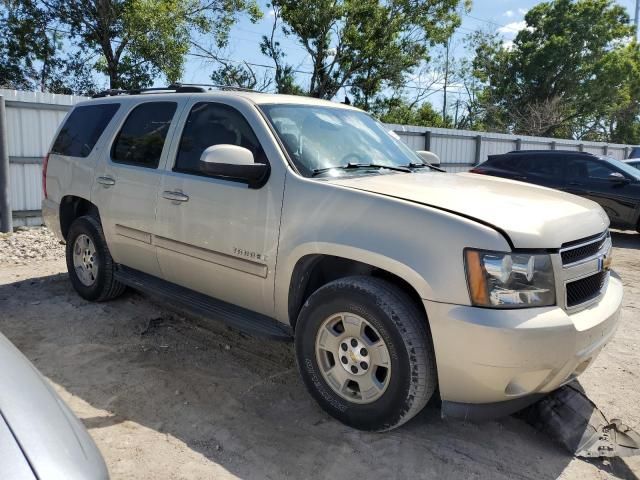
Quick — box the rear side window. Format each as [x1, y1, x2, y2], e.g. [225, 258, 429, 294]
[51, 104, 120, 158]
[522, 157, 562, 177]
[112, 102, 177, 168]
[174, 102, 266, 176]
[487, 155, 520, 170]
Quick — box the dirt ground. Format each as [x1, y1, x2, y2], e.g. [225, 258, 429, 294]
[0, 228, 639, 480]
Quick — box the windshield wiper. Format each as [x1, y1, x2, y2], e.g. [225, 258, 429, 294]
[403, 161, 446, 172]
[312, 162, 411, 177]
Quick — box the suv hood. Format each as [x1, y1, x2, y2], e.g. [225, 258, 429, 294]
[330, 172, 609, 249]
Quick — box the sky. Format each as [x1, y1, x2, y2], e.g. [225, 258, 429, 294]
[178, 0, 639, 110]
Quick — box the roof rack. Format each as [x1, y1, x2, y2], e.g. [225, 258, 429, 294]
[505, 149, 598, 156]
[91, 82, 264, 98]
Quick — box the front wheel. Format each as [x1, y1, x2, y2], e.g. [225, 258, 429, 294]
[295, 276, 437, 431]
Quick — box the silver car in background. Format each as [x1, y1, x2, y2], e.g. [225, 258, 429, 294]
[0, 331, 108, 479]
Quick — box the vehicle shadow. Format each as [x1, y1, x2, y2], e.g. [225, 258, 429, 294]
[0, 273, 637, 480]
[611, 230, 640, 250]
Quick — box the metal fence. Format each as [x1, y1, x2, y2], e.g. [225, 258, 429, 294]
[0, 89, 86, 229]
[0, 88, 636, 230]
[388, 124, 633, 173]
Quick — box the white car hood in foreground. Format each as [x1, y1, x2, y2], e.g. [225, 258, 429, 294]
[331, 172, 609, 249]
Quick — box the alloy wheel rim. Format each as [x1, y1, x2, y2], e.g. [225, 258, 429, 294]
[72, 234, 98, 286]
[314, 312, 391, 404]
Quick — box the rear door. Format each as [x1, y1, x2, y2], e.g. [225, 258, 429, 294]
[91, 99, 185, 276]
[518, 155, 564, 189]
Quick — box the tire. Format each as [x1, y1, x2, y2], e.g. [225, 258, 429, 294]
[66, 215, 126, 302]
[295, 276, 437, 431]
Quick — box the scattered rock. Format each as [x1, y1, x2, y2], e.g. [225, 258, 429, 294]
[0, 227, 64, 265]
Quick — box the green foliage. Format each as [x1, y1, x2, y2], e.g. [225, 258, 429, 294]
[262, 0, 467, 99]
[369, 97, 449, 128]
[472, 0, 640, 142]
[1, 0, 260, 92]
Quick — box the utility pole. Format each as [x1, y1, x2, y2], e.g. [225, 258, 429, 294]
[0, 95, 12, 233]
[636, 0, 640, 38]
[442, 38, 450, 124]
[454, 99, 460, 128]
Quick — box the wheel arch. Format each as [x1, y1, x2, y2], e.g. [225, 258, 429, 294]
[284, 247, 431, 330]
[59, 195, 100, 240]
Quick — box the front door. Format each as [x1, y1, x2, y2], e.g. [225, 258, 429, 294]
[563, 158, 638, 228]
[92, 100, 181, 277]
[154, 100, 285, 316]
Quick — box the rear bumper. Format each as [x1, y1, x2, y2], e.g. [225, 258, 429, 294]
[425, 274, 623, 419]
[42, 198, 63, 241]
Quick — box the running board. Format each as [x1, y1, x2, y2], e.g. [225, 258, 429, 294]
[115, 266, 292, 341]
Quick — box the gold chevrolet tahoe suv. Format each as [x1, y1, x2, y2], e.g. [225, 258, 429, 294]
[42, 86, 622, 431]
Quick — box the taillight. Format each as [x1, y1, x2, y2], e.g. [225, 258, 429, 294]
[469, 167, 487, 174]
[42, 154, 49, 199]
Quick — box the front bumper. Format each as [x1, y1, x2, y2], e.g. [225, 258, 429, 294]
[425, 274, 623, 420]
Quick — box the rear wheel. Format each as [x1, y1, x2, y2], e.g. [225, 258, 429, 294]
[66, 215, 126, 301]
[295, 276, 437, 431]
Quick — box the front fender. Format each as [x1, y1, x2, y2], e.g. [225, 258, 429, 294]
[273, 175, 511, 325]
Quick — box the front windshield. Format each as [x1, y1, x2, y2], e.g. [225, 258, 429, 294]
[604, 157, 640, 180]
[260, 104, 424, 177]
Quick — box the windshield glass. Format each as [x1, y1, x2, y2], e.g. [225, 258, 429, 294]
[603, 157, 640, 180]
[260, 104, 424, 177]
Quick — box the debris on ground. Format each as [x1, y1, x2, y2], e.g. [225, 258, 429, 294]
[0, 227, 64, 265]
[521, 383, 640, 458]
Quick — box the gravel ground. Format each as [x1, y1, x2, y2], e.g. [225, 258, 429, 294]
[0, 227, 65, 265]
[0, 227, 639, 480]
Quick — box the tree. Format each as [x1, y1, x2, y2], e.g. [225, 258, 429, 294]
[472, 0, 638, 139]
[1, 1, 61, 90]
[56, 0, 261, 89]
[4, 0, 260, 92]
[261, 0, 467, 100]
[370, 96, 448, 127]
[210, 62, 272, 91]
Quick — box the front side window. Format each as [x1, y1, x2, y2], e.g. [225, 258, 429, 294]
[52, 103, 120, 158]
[174, 102, 266, 176]
[260, 104, 424, 177]
[112, 102, 177, 168]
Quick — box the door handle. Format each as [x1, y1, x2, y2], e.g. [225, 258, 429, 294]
[568, 181, 582, 186]
[96, 176, 116, 187]
[162, 191, 189, 202]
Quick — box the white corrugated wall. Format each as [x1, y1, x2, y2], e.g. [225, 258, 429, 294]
[1, 89, 87, 226]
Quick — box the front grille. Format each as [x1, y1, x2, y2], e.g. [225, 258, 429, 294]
[561, 232, 609, 266]
[566, 271, 608, 308]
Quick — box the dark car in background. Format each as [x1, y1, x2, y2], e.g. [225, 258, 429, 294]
[471, 150, 640, 232]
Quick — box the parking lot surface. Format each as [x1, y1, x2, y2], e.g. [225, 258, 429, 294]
[1, 228, 639, 480]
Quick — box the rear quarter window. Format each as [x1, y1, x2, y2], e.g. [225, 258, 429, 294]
[51, 103, 120, 158]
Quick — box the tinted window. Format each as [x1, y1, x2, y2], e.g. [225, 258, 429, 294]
[174, 102, 266, 176]
[51, 104, 120, 157]
[566, 159, 615, 180]
[486, 156, 519, 170]
[112, 102, 177, 168]
[519, 156, 563, 177]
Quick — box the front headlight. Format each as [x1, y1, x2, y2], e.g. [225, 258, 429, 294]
[464, 249, 556, 308]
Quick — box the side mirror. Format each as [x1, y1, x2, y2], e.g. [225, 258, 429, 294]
[608, 172, 630, 184]
[199, 145, 269, 188]
[416, 150, 441, 166]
